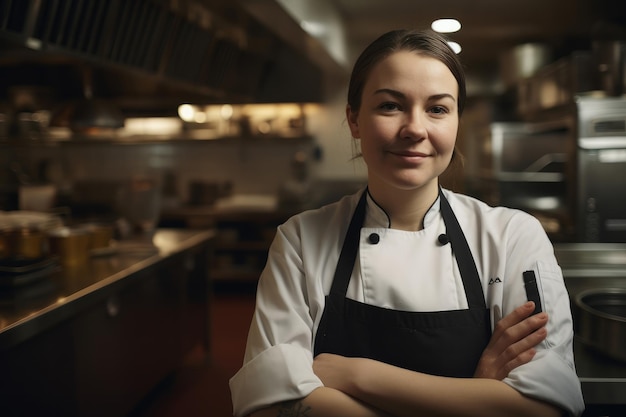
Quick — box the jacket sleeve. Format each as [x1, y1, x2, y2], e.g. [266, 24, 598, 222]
[499, 213, 585, 417]
[229, 220, 323, 417]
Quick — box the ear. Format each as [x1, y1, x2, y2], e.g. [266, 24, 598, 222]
[346, 105, 360, 138]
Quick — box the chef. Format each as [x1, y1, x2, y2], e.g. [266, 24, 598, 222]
[229, 29, 584, 417]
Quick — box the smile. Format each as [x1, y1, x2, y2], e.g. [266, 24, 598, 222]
[389, 150, 430, 161]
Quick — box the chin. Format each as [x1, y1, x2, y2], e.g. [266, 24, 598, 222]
[385, 176, 438, 192]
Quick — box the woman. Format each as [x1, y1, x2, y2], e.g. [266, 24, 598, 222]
[230, 29, 584, 417]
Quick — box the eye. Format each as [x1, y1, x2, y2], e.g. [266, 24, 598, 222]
[378, 102, 401, 112]
[429, 105, 449, 115]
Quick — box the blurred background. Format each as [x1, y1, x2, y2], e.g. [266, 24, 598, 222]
[1, 1, 625, 416]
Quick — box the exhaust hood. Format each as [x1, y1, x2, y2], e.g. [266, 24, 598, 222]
[0, 0, 348, 116]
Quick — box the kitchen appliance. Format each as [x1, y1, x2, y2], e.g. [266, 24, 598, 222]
[576, 96, 626, 242]
[478, 120, 575, 241]
[480, 96, 626, 243]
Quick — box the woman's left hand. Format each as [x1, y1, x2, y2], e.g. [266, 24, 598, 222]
[474, 301, 548, 380]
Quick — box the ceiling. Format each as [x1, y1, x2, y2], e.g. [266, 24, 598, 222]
[330, 0, 626, 90]
[1, 0, 624, 117]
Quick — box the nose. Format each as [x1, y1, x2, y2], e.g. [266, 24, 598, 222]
[401, 111, 427, 141]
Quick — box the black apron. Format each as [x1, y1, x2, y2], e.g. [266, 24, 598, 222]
[313, 189, 492, 378]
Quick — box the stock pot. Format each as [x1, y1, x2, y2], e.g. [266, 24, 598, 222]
[574, 288, 626, 362]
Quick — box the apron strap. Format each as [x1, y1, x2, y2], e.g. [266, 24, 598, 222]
[438, 189, 486, 309]
[328, 189, 368, 304]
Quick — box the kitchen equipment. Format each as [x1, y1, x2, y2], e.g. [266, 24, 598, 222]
[574, 288, 626, 362]
[478, 121, 574, 241]
[0, 211, 63, 260]
[6, 227, 46, 260]
[47, 227, 90, 266]
[515, 52, 595, 116]
[81, 222, 115, 256]
[555, 244, 626, 410]
[576, 96, 626, 242]
[479, 96, 626, 243]
[85, 223, 113, 250]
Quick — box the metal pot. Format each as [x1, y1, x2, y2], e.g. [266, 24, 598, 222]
[47, 227, 91, 266]
[80, 223, 114, 250]
[0, 211, 63, 261]
[574, 288, 626, 362]
[4, 227, 47, 260]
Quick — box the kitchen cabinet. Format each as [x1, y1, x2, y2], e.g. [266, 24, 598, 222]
[0, 230, 214, 417]
[72, 255, 197, 417]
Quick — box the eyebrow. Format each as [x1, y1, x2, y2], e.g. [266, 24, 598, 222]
[373, 88, 456, 103]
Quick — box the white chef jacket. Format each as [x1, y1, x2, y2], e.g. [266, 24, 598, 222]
[229, 188, 585, 417]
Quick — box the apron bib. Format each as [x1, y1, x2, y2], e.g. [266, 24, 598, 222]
[314, 189, 491, 378]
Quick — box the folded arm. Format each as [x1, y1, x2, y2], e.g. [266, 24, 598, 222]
[249, 387, 393, 417]
[312, 356, 561, 417]
[249, 302, 560, 417]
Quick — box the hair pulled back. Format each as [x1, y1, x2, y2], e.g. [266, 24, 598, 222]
[347, 29, 466, 116]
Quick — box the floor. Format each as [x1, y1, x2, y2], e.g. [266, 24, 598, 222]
[131, 289, 257, 417]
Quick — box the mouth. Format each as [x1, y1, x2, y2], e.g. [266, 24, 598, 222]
[389, 149, 430, 158]
[387, 149, 431, 165]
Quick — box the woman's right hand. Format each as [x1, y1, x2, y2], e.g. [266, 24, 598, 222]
[474, 301, 548, 380]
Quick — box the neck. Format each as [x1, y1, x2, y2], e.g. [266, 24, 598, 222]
[368, 181, 440, 231]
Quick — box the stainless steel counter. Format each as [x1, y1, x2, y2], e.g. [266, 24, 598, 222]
[0, 228, 216, 351]
[555, 243, 626, 408]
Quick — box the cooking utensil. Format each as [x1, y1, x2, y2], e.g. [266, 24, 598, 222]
[574, 288, 626, 362]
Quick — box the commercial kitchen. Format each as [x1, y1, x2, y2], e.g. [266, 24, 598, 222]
[0, 0, 625, 416]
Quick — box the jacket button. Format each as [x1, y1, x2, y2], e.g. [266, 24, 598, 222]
[368, 233, 380, 244]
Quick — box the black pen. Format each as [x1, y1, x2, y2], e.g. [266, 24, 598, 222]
[523, 271, 542, 315]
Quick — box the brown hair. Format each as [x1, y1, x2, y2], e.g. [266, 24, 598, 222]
[347, 29, 466, 116]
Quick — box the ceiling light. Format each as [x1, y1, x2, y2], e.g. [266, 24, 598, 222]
[448, 41, 462, 54]
[431, 18, 461, 33]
